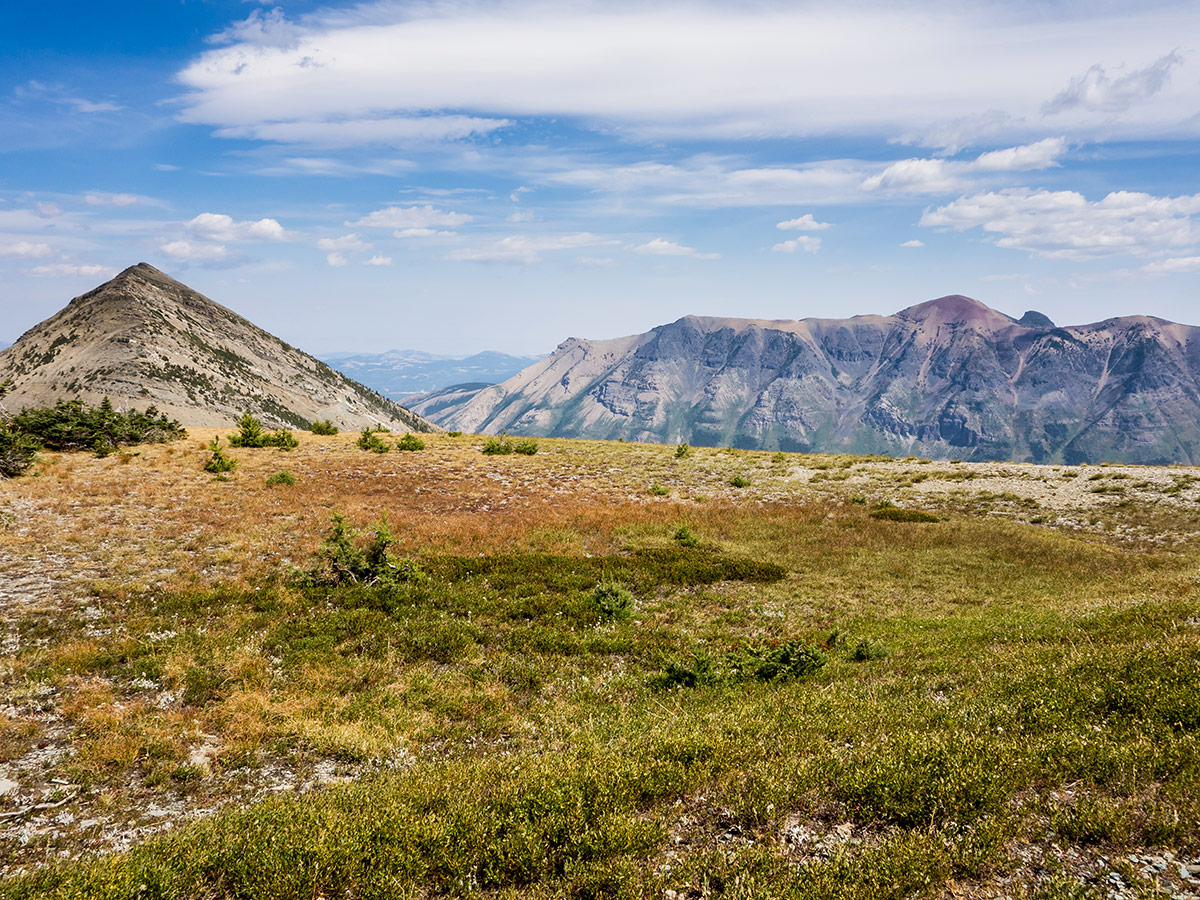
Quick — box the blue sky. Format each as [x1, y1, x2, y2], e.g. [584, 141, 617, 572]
[2, 1, 1199, 355]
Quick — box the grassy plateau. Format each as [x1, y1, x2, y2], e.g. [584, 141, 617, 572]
[0, 430, 1197, 899]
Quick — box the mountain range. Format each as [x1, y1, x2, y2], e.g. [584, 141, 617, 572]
[319, 349, 543, 400]
[0, 264, 433, 432]
[409, 295, 1200, 465]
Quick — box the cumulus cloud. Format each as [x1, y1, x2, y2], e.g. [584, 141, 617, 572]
[447, 233, 616, 264]
[349, 205, 472, 232]
[862, 138, 1066, 193]
[26, 263, 116, 278]
[0, 241, 54, 259]
[364, 254, 393, 266]
[772, 237, 822, 254]
[899, 239, 925, 248]
[920, 188, 1200, 260]
[631, 238, 720, 259]
[186, 212, 288, 241]
[325, 252, 350, 267]
[776, 214, 831, 231]
[1042, 52, 1184, 115]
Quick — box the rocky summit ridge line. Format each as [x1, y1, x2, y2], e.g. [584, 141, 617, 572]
[0, 263, 434, 432]
[410, 295, 1200, 465]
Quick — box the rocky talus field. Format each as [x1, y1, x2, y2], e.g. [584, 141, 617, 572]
[0, 432, 1197, 899]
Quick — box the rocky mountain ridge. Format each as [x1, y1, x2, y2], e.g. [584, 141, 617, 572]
[409, 295, 1200, 464]
[0, 264, 433, 431]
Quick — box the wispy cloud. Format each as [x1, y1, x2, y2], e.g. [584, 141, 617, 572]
[772, 237, 822, 254]
[1042, 52, 1184, 115]
[447, 233, 616, 264]
[0, 241, 54, 259]
[349, 205, 472, 234]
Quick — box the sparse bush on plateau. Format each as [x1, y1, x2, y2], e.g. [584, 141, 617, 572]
[512, 438, 538, 455]
[8, 396, 185, 458]
[673, 524, 700, 548]
[648, 482, 669, 496]
[482, 435, 538, 456]
[310, 419, 338, 436]
[265, 471, 296, 486]
[729, 474, 751, 488]
[302, 511, 424, 586]
[592, 581, 634, 621]
[674, 442, 691, 459]
[203, 437, 237, 474]
[0, 421, 39, 477]
[228, 411, 298, 450]
[395, 433, 425, 451]
[356, 427, 390, 453]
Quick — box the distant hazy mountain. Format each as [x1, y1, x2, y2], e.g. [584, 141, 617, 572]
[320, 349, 544, 399]
[408, 295, 1200, 465]
[0, 263, 434, 431]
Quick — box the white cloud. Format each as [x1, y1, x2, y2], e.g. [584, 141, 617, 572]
[67, 98, 122, 114]
[326, 252, 350, 267]
[447, 233, 616, 264]
[316, 233, 371, 253]
[394, 227, 457, 238]
[776, 214, 831, 231]
[631, 238, 720, 259]
[772, 236, 822, 254]
[920, 188, 1200, 260]
[508, 210, 534, 223]
[573, 256, 616, 268]
[26, 263, 116, 279]
[1042, 52, 1184, 115]
[161, 240, 233, 262]
[972, 137, 1067, 172]
[84, 193, 139, 207]
[1143, 256, 1200, 274]
[186, 212, 288, 241]
[35, 202, 63, 219]
[862, 138, 1066, 193]
[349, 205, 472, 231]
[899, 239, 925, 248]
[0, 241, 53, 259]
[364, 254, 393, 266]
[177, 4, 1200, 147]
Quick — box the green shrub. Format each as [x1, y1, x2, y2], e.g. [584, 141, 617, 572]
[0, 421, 39, 477]
[512, 439, 538, 455]
[229, 412, 296, 450]
[482, 437, 513, 455]
[310, 419, 338, 436]
[268, 430, 298, 451]
[395, 433, 425, 451]
[10, 397, 185, 455]
[734, 638, 828, 682]
[648, 482, 669, 496]
[729, 474, 750, 488]
[592, 582, 634, 622]
[356, 428, 390, 453]
[870, 507, 941, 523]
[851, 639, 890, 661]
[265, 471, 296, 486]
[203, 438, 237, 474]
[302, 512, 424, 587]
[447, 430, 463, 437]
[674, 443, 691, 459]
[227, 411, 265, 447]
[673, 524, 700, 548]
